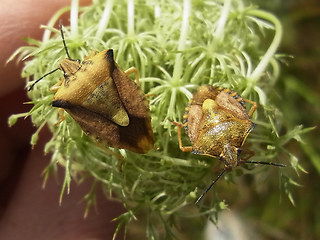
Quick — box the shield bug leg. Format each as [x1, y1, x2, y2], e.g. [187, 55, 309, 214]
[243, 98, 258, 117]
[50, 80, 63, 92]
[54, 108, 66, 126]
[124, 67, 140, 86]
[169, 120, 193, 152]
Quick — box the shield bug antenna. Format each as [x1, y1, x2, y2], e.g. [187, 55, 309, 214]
[242, 160, 286, 167]
[28, 21, 72, 91]
[194, 160, 286, 205]
[28, 68, 59, 91]
[194, 168, 227, 205]
[170, 85, 285, 205]
[59, 20, 71, 59]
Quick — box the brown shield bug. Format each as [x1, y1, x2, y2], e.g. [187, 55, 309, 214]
[28, 23, 154, 154]
[171, 85, 285, 204]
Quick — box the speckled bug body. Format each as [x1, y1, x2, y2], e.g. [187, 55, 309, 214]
[182, 85, 257, 168]
[171, 85, 285, 204]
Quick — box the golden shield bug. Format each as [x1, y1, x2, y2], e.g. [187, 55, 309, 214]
[28, 23, 154, 154]
[171, 85, 285, 204]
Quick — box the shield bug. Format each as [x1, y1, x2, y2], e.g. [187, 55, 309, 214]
[28, 23, 154, 154]
[170, 85, 285, 204]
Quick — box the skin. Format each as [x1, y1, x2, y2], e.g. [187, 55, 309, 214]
[0, 1, 124, 239]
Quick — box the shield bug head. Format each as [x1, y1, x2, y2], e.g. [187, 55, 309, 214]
[171, 85, 285, 204]
[29, 23, 154, 154]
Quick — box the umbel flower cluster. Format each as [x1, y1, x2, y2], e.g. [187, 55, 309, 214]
[9, 0, 309, 238]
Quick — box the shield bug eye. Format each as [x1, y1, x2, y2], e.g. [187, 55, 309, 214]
[170, 85, 285, 204]
[29, 22, 154, 155]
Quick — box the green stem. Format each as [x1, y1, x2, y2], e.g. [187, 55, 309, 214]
[167, 87, 177, 119]
[127, 0, 134, 35]
[70, 0, 79, 36]
[214, 0, 231, 40]
[42, 7, 71, 42]
[154, 3, 160, 18]
[247, 9, 283, 82]
[171, 0, 191, 83]
[96, 0, 114, 39]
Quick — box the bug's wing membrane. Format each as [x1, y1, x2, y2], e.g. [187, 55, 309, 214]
[111, 67, 150, 119]
[65, 105, 153, 153]
[82, 78, 129, 126]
